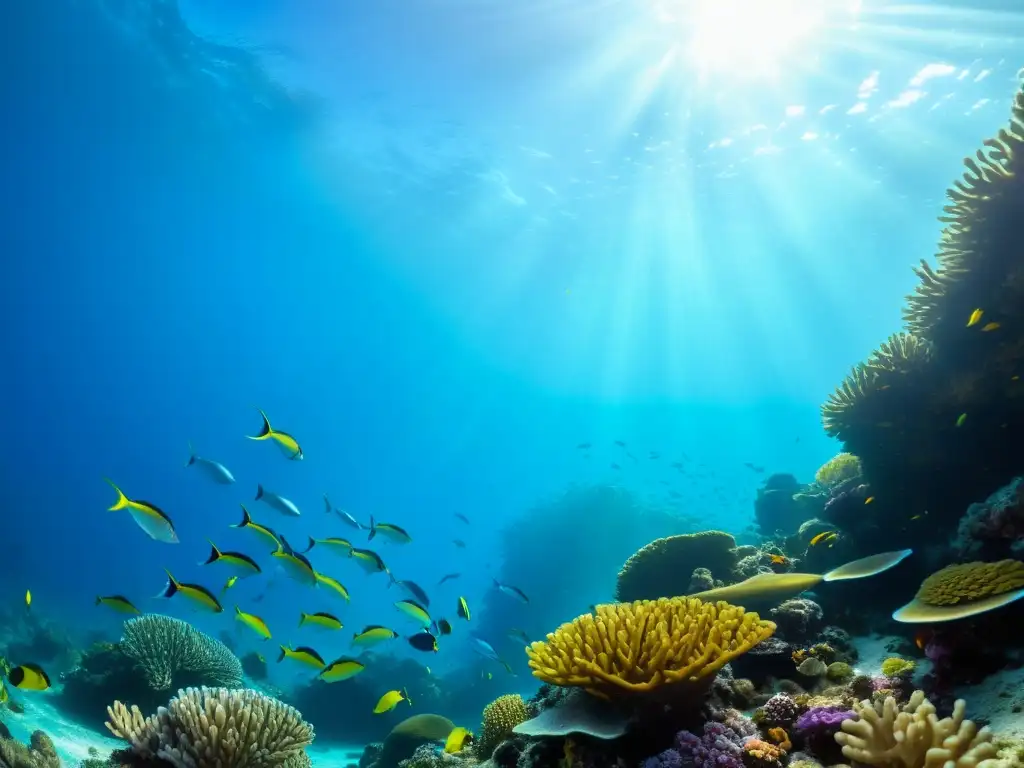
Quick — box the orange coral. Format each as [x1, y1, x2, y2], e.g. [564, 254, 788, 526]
[742, 739, 786, 768]
[765, 728, 791, 752]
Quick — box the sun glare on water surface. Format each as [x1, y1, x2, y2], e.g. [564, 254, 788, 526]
[662, 0, 859, 81]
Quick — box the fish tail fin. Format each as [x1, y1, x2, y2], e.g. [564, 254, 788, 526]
[404, 688, 411, 706]
[203, 540, 221, 565]
[323, 494, 331, 513]
[248, 409, 273, 440]
[233, 504, 252, 528]
[277, 645, 287, 663]
[387, 572, 396, 588]
[186, 441, 196, 467]
[492, 577, 500, 588]
[94, 596, 101, 606]
[158, 570, 178, 599]
[104, 478, 130, 511]
[298, 613, 307, 627]
[234, 605, 243, 618]
[298, 536, 315, 554]
[255, 484, 264, 501]
[368, 515, 376, 541]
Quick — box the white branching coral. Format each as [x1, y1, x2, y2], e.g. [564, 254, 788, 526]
[121, 614, 243, 690]
[835, 690, 1008, 768]
[105, 686, 314, 768]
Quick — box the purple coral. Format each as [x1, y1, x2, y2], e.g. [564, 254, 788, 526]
[673, 723, 745, 768]
[644, 749, 684, 768]
[795, 706, 855, 734]
[762, 693, 799, 727]
[954, 477, 1024, 559]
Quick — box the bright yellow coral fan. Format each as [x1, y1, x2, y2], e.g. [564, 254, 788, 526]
[892, 560, 1024, 623]
[525, 597, 775, 700]
[835, 690, 1007, 768]
[814, 453, 862, 489]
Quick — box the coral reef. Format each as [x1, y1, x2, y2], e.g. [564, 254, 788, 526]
[0, 730, 59, 768]
[755, 474, 818, 536]
[615, 531, 739, 602]
[478, 694, 529, 759]
[106, 686, 313, 768]
[835, 690, 1005, 767]
[121, 614, 243, 690]
[768, 599, 823, 642]
[526, 598, 775, 701]
[814, 454, 863, 490]
[955, 477, 1024, 560]
[372, 715, 455, 768]
[893, 560, 1024, 622]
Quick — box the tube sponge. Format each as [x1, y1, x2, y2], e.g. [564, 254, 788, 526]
[106, 686, 314, 768]
[834, 690, 1005, 768]
[525, 597, 775, 700]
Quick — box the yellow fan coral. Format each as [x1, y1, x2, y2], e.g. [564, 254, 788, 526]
[835, 690, 1006, 768]
[814, 453, 862, 489]
[892, 560, 1024, 623]
[615, 531, 739, 602]
[525, 597, 775, 701]
[477, 694, 529, 759]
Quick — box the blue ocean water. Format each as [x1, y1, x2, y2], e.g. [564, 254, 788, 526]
[3, 0, 1024, 764]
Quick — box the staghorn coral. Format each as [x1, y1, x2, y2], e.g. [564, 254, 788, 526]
[835, 690, 1006, 768]
[477, 694, 529, 759]
[814, 454, 862, 490]
[893, 560, 1024, 623]
[105, 686, 313, 768]
[121, 614, 243, 691]
[525, 597, 775, 701]
[0, 731, 59, 768]
[615, 531, 739, 602]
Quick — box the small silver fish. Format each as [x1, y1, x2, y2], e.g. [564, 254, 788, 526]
[323, 494, 364, 529]
[186, 443, 235, 484]
[256, 485, 301, 517]
[492, 579, 529, 604]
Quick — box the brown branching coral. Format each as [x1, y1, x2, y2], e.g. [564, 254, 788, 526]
[525, 597, 775, 701]
[835, 690, 1006, 767]
[106, 686, 314, 768]
[615, 531, 739, 602]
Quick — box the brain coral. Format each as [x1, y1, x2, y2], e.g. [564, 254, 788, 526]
[526, 597, 775, 701]
[615, 531, 738, 602]
[477, 694, 529, 758]
[893, 560, 1024, 623]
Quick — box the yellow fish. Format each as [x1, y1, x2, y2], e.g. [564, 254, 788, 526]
[864, 496, 875, 505]
[352, 625, 398, 646]
[278, 645, 325, 670]
[349, 548, 388, 574]
[235, 606, 272, 640]
[809, 531, 838, 547]
[444, 727, 472, 754]
[956, 413, 967, 427]
[25, 590, 30, 611]
[320, 657, 366, 683]
[394, 600, 431, 627]
[247, 409, 303, 460]
[312, 537, 353, 555]
[368, 516, 412, 545]
[981, 322, 1001, 332]
[373, 688, 411, 714]
[231, 505, 280, 551]
[456, 596, 471, 621]
[967, 308, 984, 327]
[299, 612, 343, 630]
[105, 479, 179, 543]
[273, 547, 317, 587]
[7, 664, 49, 691]
[159, 570, 223, 613]
[221, 576, 239, 595]
[315, 572, 351, 601]
[95, 595, 140, 615]
[203, 541, 261, 578]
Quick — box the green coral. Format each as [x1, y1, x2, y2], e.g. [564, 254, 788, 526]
[814, 453, 862, 489]
[826, 661, 853, 681]
[477, 694, 530, 758]
[880, 657, 916, 678]
[121, 614, 243, 690]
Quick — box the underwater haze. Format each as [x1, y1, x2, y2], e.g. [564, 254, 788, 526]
[4, 0, 1024, 765]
